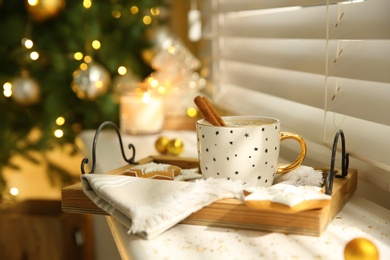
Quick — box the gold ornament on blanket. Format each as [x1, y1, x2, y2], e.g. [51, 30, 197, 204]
[344, 237, 379, 260]
[155, 136, 170, 153]
[155, 136, 184, 156]
[167, 138, 184, 155]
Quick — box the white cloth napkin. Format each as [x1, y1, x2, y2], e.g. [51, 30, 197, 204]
[81, 174, 244, 239]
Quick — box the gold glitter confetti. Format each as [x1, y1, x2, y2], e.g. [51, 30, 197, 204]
[196, 245, 206, 252]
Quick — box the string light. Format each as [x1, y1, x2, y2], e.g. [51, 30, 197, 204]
[147, 76, 153, 84]
[130, 6, 139, 14]
[3, 82, 12, 97]
[150, 7, 160, 16]
[157, 86, 166, 94]
[54, 129, 64, 138]
[80, 63, 88, 70]
[22, 38, 34, 49]
[56, 116, 65, 126]
[118, 66, 127, 75]
[74, 52, 83, 60]
[189, 80, 197, 88]
[83, 0, 92, 9]
[168, 45, 175, 54]
[92, 40, 101, 50]
[10, 187, 19, 196]
[143, 15, 152, 25]
[30, 51, 39, 60]
[146, 76, 166, 94]
[84, 56, 92, 63]
[187, 107, 198, 117]
[112, 10, 121, 18]
[148, 77, 159, 87]
[27, 0, 38, 6]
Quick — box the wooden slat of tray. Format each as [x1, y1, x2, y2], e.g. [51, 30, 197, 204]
[62, 156, 357, 236]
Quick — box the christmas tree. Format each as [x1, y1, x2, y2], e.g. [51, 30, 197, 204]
[0, 0, 165, 197]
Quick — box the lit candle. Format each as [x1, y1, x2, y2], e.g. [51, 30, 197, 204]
[120, 91, 164, 135]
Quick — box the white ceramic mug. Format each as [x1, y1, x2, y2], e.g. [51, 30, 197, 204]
[196, 116, 306, 187]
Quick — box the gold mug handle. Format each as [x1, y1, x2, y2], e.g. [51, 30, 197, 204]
[276, 132, 307, 174]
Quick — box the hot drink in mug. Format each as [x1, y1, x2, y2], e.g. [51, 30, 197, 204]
[196, 116, 307, 187]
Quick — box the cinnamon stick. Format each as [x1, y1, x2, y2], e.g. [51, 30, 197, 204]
[194, 96, 226, 126]
[202, 96, 226, 126]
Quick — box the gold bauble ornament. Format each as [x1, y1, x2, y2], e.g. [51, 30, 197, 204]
[71, 63, 111, 100]
[155, 136, 170, 154]
[344, 237, 379, 260]
[11, 75, 40, 105]
[26, 0, 66, 22]
[167, 138, 184, 156]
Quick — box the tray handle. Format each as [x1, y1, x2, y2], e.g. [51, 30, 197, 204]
[81, 121, 138, 174]
[325, 129, 349, 195]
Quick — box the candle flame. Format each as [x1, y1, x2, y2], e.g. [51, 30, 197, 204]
[142, 92, 152, 103]
[10, 187, 19, 196]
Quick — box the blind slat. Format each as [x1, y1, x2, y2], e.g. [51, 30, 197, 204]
[221, 61, 325, 109]
[203, 0, 347, 13]
[211, 1, 390, 40]
[329, 0, 390, 40]
[326, 78, 390, 126]
[220, 6, 326, 39]
[221, 38, 326, 75]
[328, 40, 390, 83]
[220, 39, 390, 83]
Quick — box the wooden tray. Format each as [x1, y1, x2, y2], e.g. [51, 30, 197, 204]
[62, 155, 357, 236]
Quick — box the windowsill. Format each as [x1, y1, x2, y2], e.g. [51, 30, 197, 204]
[76, 129, 390, 260]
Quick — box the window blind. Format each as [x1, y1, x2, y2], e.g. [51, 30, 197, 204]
[200, 0, 390, 208]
